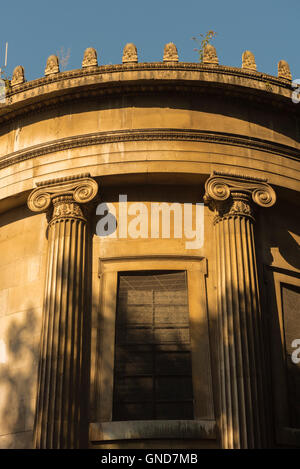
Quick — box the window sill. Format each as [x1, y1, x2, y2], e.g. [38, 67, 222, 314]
[89, 419, 216, 442]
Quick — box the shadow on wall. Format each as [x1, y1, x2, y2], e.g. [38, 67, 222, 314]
[259, 199, 300, 271]
[0, 307, 40, 449]
[277, 229, 300, 271]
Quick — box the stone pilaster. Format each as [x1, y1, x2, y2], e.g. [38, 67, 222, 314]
[27, 174, 98, 448]
[204, 171, 276, 448]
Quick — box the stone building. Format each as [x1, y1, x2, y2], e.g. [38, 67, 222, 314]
[0, 43, 299, 449]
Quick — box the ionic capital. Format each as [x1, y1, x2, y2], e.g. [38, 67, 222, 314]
[27, 173, 98, 222]
[204, 171, 276, 222]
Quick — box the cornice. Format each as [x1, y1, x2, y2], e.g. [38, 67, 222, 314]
[6, 62, 292, 97]
[0, 128, 299, 171]
[0, 63, 296, 125]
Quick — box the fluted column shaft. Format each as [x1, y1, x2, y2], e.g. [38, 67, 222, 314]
[28, 175, 98, 448]
[205, 172, 276, 449]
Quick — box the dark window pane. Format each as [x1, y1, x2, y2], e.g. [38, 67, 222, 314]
[155, 376, 194, 401]
[115, 377, 153, 402]
[156, 352, 192, 375]
[117, 327, 154, 345]
[114, 403, 153, 421]
[115, 349, 153, 375]
[156, 402, 194, 420]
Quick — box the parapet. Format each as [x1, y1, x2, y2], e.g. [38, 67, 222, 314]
[1, 42, 297, 124]
[8, 43, 294, 85]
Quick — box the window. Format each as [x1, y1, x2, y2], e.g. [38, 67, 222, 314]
[113, 271, 194, 421]
[281, 283, 300, 428]
[264, 267, 300, 446]
[90, 256, 216, 444]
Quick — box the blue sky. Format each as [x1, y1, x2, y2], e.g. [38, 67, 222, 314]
[0, 0, 299, 82]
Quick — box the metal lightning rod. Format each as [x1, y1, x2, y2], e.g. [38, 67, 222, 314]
[0, 42, 8, 78]
[4, 42, 8, 67]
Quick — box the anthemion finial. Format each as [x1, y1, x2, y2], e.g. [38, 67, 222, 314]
[278, 60, 292, 80]
[82, 48, 98, 68]
[203, 44, 218, 64]
[122, 43, 138, 64]
[242, 50, 257, 71]
[45, 55, 60, 76]
[11, 65, 25, 86]
[163, 42, 178, 62]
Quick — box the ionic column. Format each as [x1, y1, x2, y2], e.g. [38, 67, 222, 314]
[27, 174, 98, 448]
[204, 172, 276, 449]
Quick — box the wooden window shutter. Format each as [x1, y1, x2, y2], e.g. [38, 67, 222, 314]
[113, 270, 194, 421]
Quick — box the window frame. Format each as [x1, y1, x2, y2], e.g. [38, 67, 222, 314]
[90, 255, 216, 443]
[264, 266, 300, 447]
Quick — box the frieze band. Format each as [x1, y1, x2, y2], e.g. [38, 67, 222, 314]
[1, 128, 299, 171]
